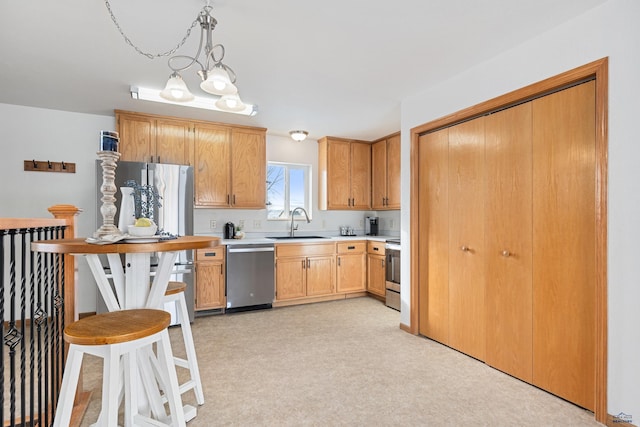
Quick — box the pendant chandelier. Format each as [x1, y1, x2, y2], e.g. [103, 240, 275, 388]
[105, 1, 256, 115]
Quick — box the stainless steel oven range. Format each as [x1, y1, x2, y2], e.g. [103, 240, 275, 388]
[385, 239, 401, 311]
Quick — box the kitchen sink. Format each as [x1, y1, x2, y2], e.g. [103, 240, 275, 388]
[267, 235, 328, 240]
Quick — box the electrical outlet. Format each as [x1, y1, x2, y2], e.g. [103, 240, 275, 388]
[359, 219, 364, 228]
[238, 220, 245, 229]
[322, 219, 326, 229]
[390, 219, 395, 229]
[209, 220, 217, 229]
[253, 220, 261, 229]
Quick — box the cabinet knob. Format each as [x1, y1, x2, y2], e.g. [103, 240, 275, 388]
[501, 250, 511, 257]
[460, 245, 470, 252]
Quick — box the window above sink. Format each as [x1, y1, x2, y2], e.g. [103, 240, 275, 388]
[267, 162, 312, 220]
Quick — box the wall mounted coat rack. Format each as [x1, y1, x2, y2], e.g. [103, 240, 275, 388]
[24, 160, 76, 174]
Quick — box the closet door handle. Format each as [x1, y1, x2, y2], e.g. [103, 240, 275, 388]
[501, 250, 511, 257]
[460, 245, 470, 252]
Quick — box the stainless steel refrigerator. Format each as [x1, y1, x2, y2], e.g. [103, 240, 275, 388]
[95, 160, 195, 322]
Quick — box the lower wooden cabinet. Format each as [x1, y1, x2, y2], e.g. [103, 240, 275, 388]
[275, 243, 336, 301]
[195, 247, 226, 310]
[336, 241, 366, 293]
[366, 241, 386, 297]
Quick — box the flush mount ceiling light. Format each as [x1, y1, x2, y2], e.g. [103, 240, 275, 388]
[289, 130, 309, 142]
[105, 0, 256, 115]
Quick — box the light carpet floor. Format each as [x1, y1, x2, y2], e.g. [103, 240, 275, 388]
[79, 297, 601, 426]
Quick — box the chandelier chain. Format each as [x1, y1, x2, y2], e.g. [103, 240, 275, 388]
[104, 0, 200, 59]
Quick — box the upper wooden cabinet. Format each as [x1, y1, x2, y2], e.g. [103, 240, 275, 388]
[116, 111, 193, 165]
[318, 137, 371, 210]
[194, 125, 266, 208]
[116, 110, 266, 209]
[371, 133, 400, 210]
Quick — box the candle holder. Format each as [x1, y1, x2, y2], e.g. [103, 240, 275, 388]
[94, 150, 122, 238]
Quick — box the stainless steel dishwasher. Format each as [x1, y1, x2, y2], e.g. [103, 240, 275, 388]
[226, 243, 275, 312]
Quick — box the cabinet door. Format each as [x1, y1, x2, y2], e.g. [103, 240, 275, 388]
[418, 128, 449, 343]
[117, 113, 154, 162]
[532, 81, 595, 410]
[385, 134, 401, 209]
[326, 140, 352, 209]
[155, 118, 192, 165]
[367, 254, 386, 297]
[371, 140, 387, 210]
[195, 261, 225, 310]
[448, 116, 486, 361]
[230, 129, 266, 208]
[275, 257, 307, 300]
[194, 124, 231, 207]
[306, 256, 335, 296]
[485, 102, 533, 382]
[350, 142, 371, 209]
[336, 253, 366, 293]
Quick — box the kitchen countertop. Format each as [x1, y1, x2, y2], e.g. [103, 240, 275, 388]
[206, 235, 399, 245]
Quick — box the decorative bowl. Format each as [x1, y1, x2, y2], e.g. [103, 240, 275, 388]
[127, 224, 158, 237]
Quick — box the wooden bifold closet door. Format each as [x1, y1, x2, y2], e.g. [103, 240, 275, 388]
[531, 81, 596, 410]
[418, 80, 596, 411]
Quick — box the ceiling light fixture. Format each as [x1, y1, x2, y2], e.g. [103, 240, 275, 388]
[105, 0, 256, 115]
[289, 130, 309, 142]
[131, 86, 257, 116]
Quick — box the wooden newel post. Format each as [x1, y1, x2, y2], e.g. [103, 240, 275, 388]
[48, 204, 82, 326]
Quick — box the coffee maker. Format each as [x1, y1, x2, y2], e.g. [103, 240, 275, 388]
[365, 216, 379, 236]
[224, 222, 235, 239]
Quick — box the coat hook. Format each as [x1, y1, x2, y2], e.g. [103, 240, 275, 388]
[32, 159, 37, 168]
[47, 161, 52, 169]
[61, 161, 67, 170]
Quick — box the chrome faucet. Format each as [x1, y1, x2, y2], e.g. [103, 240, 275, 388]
[290, 207, 311, 237]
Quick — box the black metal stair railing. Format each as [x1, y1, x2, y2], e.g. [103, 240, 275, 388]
[1, 225, 67, 427]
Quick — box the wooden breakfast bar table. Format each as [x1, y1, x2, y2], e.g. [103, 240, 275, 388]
[31, 235, 219, 425]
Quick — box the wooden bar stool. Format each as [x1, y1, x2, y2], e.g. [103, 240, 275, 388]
[53, 309, 186, 427]
[163, 281, 205, 406]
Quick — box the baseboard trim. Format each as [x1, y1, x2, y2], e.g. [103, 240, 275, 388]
[399, 322, 413, 334]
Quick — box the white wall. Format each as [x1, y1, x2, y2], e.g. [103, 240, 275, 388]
[0, 103, 116, 313]
[399, 0, 639, 418]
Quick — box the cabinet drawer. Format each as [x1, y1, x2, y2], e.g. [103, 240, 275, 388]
[367, 241, 386, 255]
[337, 241, 365, 254]
[276, 242, 336, 258]
[196, 247, 225, 261]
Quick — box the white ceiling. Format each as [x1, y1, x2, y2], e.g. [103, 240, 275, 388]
[0, 0, 607, 141]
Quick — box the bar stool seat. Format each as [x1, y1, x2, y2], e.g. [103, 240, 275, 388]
[163, 281, 205, 406]
[53, 309, 186, 427]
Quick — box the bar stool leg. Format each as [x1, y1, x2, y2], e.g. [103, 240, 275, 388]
[158, 329, 187, 427]
[53, 347, 84, 427]
[102, 348, 121, 427]
[163, 288, 204, 406]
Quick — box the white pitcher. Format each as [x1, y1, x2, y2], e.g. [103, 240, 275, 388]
[118, 187, 136, 234]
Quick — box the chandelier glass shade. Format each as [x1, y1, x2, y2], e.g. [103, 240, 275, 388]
[160, 73, 195, 102]
[215, 93, 246, 112]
